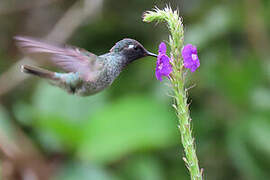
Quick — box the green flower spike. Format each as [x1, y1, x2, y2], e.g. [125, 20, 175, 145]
[143, 6, 203, 180]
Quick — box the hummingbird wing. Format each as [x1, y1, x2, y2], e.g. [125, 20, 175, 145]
[15, 36, 103, 82]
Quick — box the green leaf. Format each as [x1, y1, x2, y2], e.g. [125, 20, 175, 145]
[32, 82, 108, 121]
[15, 82, 108, 152]
[227, 115, 270, 179]
[53, 162, 120, 180]
[0, 104, 15, 139]
[250, 87, 270, 112]
[77, 95, 177, 164]
[185, 6, 232, 47]
[119, 155, 165, 180]
[34, 114, 84, 151]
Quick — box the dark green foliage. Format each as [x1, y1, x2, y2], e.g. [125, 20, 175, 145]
[0, 0, 270, 179]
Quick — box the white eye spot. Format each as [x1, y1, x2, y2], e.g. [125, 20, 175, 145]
[128, 44, 134, 49]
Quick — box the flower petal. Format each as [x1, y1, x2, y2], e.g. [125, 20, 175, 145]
[155, 42, 173, 81]
[155, 54, 172, 81]
[155, 68, 163, 81]
[158, 42, 167, 54]
[182, 44, 200, 72]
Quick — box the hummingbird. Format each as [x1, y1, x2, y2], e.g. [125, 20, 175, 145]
[15, 36, 157, 96]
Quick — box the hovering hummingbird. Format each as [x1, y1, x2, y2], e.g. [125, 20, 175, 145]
[15, 36, 157, 96]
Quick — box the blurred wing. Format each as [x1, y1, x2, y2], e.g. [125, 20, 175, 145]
[15, 36, 103, 81]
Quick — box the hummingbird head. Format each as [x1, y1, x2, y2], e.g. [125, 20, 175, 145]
[110, 38, 157, 63]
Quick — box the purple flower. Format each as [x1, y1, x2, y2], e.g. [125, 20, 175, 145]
[182, 44, 200, 72]
[155, 42, 172, 81]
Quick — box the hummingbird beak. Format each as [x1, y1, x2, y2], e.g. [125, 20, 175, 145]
[145, 51, 158, 57]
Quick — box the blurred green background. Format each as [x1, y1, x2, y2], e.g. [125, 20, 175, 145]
[0, 0, 270, 179]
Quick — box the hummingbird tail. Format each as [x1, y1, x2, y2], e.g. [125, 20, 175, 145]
[21, 65, 57, 80]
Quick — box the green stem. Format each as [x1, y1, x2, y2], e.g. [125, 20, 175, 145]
[143, 7, 202, 180]
[172, 71, 202, 180]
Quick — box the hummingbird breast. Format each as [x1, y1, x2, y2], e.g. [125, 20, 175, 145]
[76, 54, 124, 96]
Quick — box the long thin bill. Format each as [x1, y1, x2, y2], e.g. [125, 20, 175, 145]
[146, 51, 158, 57]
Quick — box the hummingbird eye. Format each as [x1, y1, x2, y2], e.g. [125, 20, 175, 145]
[135, 45, 143, 52]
